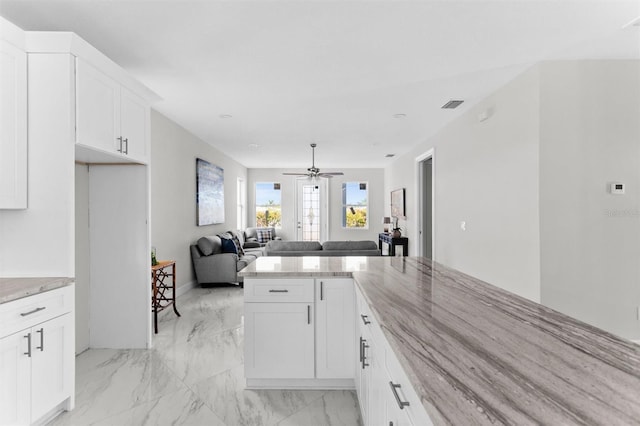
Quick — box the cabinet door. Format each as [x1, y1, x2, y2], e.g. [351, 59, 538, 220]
[76, 58, 120, 154]
[120, 86, 149, 163]
[244, 303, 314, 379]
[0, 329, 31, 426]
[30, 313, 74, 422]
[0, 40, 27, 209]
[316, 278, 354, 378]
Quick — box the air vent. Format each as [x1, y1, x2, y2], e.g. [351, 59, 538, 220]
[385, 154, 395, 158]
[442, 100, 464, 109]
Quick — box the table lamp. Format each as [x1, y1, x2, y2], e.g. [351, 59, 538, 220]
[383, 216, 392, 233]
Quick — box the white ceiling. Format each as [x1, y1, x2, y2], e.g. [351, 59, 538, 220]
[1, 1, 639, 169]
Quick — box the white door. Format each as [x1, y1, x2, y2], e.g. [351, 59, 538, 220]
[76, 58, 120, 154]
[0, 40, 27, 209]
[244, 302, 314, 379]
[120, 86, 149, 163]
[0, 329, 31, 426]
[30, 313, 74, 421]
[296, 178, 328, 241]
[316, 278, 355, 378]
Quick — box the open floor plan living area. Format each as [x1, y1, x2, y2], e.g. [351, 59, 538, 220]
[1, 1, 639, 425]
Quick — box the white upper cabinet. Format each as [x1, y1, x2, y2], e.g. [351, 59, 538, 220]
[0, 40, 27, 209]
[76, 58, 150, 164]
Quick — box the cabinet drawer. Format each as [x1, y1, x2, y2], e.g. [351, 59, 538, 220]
[244, 278, 314, 302]
[0, 285, 74, 337]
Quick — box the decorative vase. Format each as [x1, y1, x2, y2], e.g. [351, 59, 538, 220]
[392, 230, 401, 238]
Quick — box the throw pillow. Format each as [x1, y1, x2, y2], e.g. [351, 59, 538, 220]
[231, 234, 245, 256]
[256, 229, 273, 244]
[219, 236, 238, 254]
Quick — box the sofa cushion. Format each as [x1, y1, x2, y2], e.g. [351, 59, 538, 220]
[237, 253, 259, 271]
[197, 236, 221, 256]
[322, 240, 378, 251]
[218, 232, 245, 256]
[265, 240, 322, 253]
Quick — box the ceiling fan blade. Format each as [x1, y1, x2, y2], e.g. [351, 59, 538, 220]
[320, 172, 344, 176]
[282, 173, 309, 176]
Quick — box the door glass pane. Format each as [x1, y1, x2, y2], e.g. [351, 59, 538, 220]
[302, 184, 320, 241]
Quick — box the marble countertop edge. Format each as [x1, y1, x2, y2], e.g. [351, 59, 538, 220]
[0, 277, 75, 304]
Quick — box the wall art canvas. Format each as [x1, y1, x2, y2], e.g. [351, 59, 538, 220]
[196, 158, 224, 226]
[391, 188, 406, 219]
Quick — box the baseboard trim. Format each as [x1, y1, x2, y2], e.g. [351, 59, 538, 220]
[246, 378, 355, 390]
[176, 280, 198, 298]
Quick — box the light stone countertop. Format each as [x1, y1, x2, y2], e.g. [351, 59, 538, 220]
[0, 277, 74, 304]
[240, 256, 640, 425]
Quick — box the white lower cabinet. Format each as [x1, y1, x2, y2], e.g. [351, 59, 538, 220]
[0, 285, 75, 426]
[355, 286, 432, 426]
[244, 302, 314, 379]
[315, 278, 354, 379]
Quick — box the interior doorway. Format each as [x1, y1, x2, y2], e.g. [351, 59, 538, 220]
[296, 178, 328, 241]
[416, 150, 434, 259]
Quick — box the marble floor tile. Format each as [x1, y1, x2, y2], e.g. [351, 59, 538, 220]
[92, 387, 226, 426]
[51, 349, 187, 425]
[192, 364, 326, 426]
[277, 391, 362, 426]
[53, 284, 362, 425]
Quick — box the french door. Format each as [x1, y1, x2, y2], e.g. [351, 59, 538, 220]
[296, 178, 328, 241]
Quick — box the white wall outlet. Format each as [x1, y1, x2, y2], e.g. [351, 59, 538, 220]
[460, 221, 466, 231]
[610, 182, 625, 195]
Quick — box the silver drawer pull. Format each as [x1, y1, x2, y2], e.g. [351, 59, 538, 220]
[24, 333, 31, 357]
[36, 328, 44, 351]
[20, 306, 46, 317]
[268, 289, 289, 293]
[389, 381, 410, 409]
[361, 314, 371, 325]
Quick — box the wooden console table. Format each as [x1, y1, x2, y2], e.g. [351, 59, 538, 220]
[378, 233, 409, 256]
[151, 260, 181, 333]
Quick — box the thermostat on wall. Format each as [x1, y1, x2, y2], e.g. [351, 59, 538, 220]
[610, 182, 625, 195]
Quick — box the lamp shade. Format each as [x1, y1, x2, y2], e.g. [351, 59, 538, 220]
[383, 216, 392, 224]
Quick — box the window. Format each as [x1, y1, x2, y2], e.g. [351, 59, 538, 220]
[237, 178, 246, 230]
[342, 182, 368, 228]
[255, 182, 281, 227]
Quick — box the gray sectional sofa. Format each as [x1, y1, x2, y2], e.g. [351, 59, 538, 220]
[191, 230, 380, 286]
[264, 240, 380, 256]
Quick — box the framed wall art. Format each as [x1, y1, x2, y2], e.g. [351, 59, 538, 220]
[196, 158, 224, 226]
[391, 188, 405, 219]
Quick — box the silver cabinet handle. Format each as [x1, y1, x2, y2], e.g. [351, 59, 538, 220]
[320, 281, 324, 300]
[359, 336, 364, 362]
[117, 136, 123, 153]
[20, 306, 46, 317]
[268, 289, 289, 293]
[389, 381, 410, 409]
[361, 338, 369, 369]
[361, 314, 371, 325]
[307, 305, 311, 324]
[123, 137, 129, 155]
[24, 333, 31, 357]
[36, 328, 44, 352]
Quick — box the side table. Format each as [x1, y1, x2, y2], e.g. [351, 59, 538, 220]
[151, 260, 181, 333]
[378, 233, 409, 256]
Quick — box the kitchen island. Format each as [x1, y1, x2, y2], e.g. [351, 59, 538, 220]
[240, 256, 640, 425]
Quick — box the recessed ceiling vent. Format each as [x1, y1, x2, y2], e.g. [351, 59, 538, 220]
[442, 100, 464, 109]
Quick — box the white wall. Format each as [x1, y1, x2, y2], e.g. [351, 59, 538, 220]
[539, 60, 640, 340]
[387, 66, 542, 302]
[0, 53, 75, 277]
[247, 169, 385, 242]
[150, 110, 247, 291]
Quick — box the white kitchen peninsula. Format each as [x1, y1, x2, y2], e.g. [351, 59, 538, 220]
[240, 256, 640, 426]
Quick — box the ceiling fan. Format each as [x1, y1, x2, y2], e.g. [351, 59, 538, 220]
[283, 143, 344, 179]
